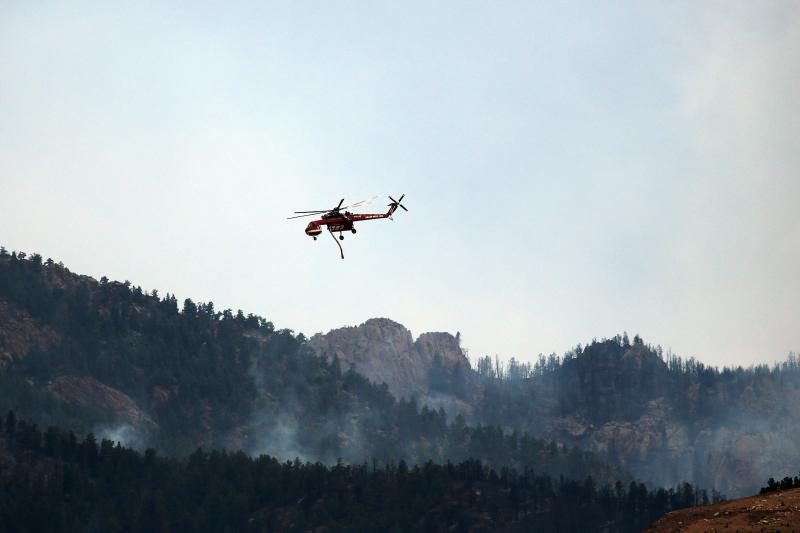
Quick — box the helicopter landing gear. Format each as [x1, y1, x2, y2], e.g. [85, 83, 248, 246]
[313, 236, 317, 241]
[351, 228, 357, 234]
[339, 233, 344, 241]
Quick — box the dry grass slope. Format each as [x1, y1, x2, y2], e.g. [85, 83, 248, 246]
[648, 487, 800, 532]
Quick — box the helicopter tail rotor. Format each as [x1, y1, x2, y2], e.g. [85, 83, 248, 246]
[387, 194, 408, 217]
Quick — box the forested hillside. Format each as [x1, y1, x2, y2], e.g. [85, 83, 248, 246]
[0, 248, 620, 483]
[456, 339, 800, 498]
[308, 307, 800, 498]
[3, 246, 797, 501]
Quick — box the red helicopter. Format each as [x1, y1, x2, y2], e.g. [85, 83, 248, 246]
[288, 194, 408, 259]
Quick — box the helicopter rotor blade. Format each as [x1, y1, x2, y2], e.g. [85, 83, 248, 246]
[287, 213, 323, 219]
[291, 194, 405, 221]
[343, 195, 377, 210]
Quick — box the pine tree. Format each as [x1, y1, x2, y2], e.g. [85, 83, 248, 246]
[4, 410, 15, 436]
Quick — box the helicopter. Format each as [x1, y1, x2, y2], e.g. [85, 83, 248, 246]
[288, 194, 408, 259]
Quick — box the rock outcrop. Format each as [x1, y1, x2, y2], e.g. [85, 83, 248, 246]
[0, 300, 59, 367]
[308, 318, 472, 401]
[48, 376, 157, 431]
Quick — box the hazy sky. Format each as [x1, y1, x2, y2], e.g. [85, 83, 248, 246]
[2, 1, 798, 368]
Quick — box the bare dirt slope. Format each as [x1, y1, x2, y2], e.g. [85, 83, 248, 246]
[648, 487, 800, 532]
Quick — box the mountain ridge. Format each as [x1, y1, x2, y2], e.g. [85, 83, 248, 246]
[309, 316, 800, 496]
[1, 247, 799, 497]
[0, 248, 626, 486]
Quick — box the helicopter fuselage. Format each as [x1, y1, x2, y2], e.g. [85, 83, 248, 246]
[304, 210, 393, 237]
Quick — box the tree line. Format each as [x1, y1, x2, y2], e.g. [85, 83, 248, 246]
[1, 413, 703, 533]
[761, 475, 800, 494]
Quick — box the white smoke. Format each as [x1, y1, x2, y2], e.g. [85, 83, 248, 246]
[94, 423, 147, 450]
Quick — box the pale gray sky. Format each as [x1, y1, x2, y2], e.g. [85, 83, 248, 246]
[2, 1, 798, 367]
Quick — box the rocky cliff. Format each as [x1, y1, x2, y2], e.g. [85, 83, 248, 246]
[542, 398, 800, 497]
[0, 300, 59, 367]
[308, 318, 473, 402]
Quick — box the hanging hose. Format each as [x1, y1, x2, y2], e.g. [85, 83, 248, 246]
[329, 229, 344, 259]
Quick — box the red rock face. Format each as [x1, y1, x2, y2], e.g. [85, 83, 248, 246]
[0, 300, 60, 367]
[308, 318, 471, 401]
[48, 376, 157, 430]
